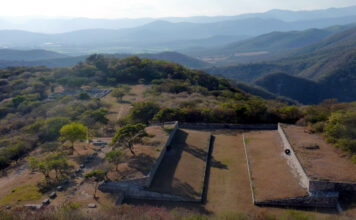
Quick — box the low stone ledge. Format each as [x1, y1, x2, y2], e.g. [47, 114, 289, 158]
[255, 191, 339, 208]
[99, 181, 198, 203]
[178, 123, 277, 130]
[310, 180, 356, 192]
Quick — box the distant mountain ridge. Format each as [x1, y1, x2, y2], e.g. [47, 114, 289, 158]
[0, 5, 355, 33]
[0, 49, 68, 61]
[189, 23, 355, 64]
[0, 51, 209, 69]
[1, 12, 356, 54]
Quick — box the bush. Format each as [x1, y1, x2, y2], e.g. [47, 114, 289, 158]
[77, 92, 90, 100]
[128, 101, 160, 124]
[80, 108, 109, 126]
[311, 121, 325, 133]
[111, 88, 126, 102]
[335, 139, 356, 153]
[324, 110, 356, 154]
[40, 117, 71, 142]
[351, 155, 356, 164]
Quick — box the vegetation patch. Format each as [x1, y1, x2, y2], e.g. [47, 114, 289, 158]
[0, 184, 42, 205]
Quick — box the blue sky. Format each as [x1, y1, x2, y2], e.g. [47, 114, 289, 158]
[1, 0, 355, 18]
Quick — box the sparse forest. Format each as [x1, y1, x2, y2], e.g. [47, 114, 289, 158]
[0, 55, 305, 170]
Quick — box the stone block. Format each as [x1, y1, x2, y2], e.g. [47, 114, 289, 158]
[49, 192, 57, 199]
[88, 203, 96, 208]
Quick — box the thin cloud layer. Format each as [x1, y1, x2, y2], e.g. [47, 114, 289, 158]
[0, 0, 355, 18]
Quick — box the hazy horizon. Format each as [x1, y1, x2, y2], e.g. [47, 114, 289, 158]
[1, 0, 355, 19]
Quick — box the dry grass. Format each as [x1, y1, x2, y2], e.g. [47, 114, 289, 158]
[111, 125, 170, 180]
[204, 130, 256, 214]
[284, 125, 356, 182]
[244, 130, 308, 201]
[102, 84, 148, 122]
[0, 124, 167, 211]
[114, 129, 342, 219]
[150, 129, 210, 200]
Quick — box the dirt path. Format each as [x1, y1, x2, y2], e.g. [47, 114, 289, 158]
[103, 85, 147, 121]
[150, 129, 211, 200]
[116, 105, 130, 120]
[244, 130, 308, 201]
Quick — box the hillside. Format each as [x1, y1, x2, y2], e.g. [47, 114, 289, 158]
[0, 55, 299, 170]
[206, 26, 356, 104]
[0, 51, 209, 69]
[231, 81, 299, 104]
[0, 49, 68, 61]
[254, 73, 324, 104]
[191, 24, 354, 64]
[113, 52, 210, 69]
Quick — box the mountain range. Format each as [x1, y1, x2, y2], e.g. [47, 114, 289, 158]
[1, 6, 356, 104]
[187, 23, 355, 64]
[206, 26, 356, 104]
[1, 6, 356, 55]
[1, 5, 355, 33]
[0, 50, 209, 69]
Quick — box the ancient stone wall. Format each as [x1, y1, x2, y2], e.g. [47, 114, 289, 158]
[255, 191, 339, 208]
[309, 180, 356, 192]
[101, 122, 353, 207]
[278, 123, 310, 190]
[242, 134, 257, 204]
[145, 121, 179, 187]
[178, 123, 277, 130]
[201, 135, 213, 203]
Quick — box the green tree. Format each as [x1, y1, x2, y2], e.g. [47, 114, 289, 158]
[105, 149, 124, 171]
[47, 153, 70, 181]
[28, 156, 51, 182]
[153, 108, 179, 123]
[112, 124, 147, 155]
[60, 122, 88, 154]
[11, 95, 26, 108]
[84, 169, 107, 200]
[324, 111, 356, 153]
[40, 117, 71, 142]
[111, 88, 125, 102]
[80, 108, 109, 126]
[78, 92, 90, 100]
[29, 153, 70, 182]
[128, 101, 160, 124]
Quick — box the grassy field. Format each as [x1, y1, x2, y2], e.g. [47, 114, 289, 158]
[204, 130, 256, 214]
[0, 185, 42, 205]
[0, 125, 350, 219]
[284, 125, 356, 183]
[123, 129, 343, 219]
[244, 130, 308, 201]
